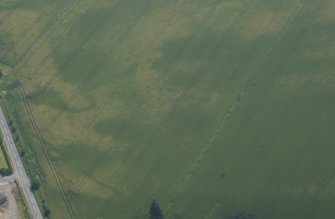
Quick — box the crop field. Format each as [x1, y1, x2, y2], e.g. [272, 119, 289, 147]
[1, 0, 335, 218]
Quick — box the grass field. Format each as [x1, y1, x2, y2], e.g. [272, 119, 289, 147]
[1, 0, 335, 218]
[0, 147, 8, 169]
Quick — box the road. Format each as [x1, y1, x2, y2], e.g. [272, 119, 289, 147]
[0, 107, 43, 219]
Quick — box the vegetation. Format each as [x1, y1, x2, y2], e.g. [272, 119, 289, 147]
[43, 208, 51, 218]
[0, 136, 10, 173]
[0, 68, 4, 79]
[0, 144, 9, 169]
[1, 0, 335, 218]
[0, 156, 8, 170]
[30, 179, 41, 192]
[0, 167, 12, 176]
[42, 200, 52, 218]
[149, 200, 164, 219]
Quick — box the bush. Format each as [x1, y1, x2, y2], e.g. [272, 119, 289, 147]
[149, 200, 164, 219]
[43, 208, 51, 217]
[20, 150, 25, 157]
[0, 168, 13, 176]
[30, 179, 40, 192]
[42, 200, 51, 218]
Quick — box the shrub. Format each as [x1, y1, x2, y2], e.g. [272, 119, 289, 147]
[149, 200, 164, 219]
[30, 179, 41, 192]
[43, 208, 51, 217]
[0, 168, 13, 176]
[20, 150, 25, 157]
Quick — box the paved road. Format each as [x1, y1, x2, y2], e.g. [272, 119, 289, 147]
[0, 107, 43, 219]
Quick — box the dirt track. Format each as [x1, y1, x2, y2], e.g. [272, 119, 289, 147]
[0, 183, 19, 219]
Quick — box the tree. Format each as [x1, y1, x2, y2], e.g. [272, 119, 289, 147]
[149, 200, 164, 219]
[30, 179, 40, 192]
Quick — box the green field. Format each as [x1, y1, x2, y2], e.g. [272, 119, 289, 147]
[1, 0, 335, 218]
